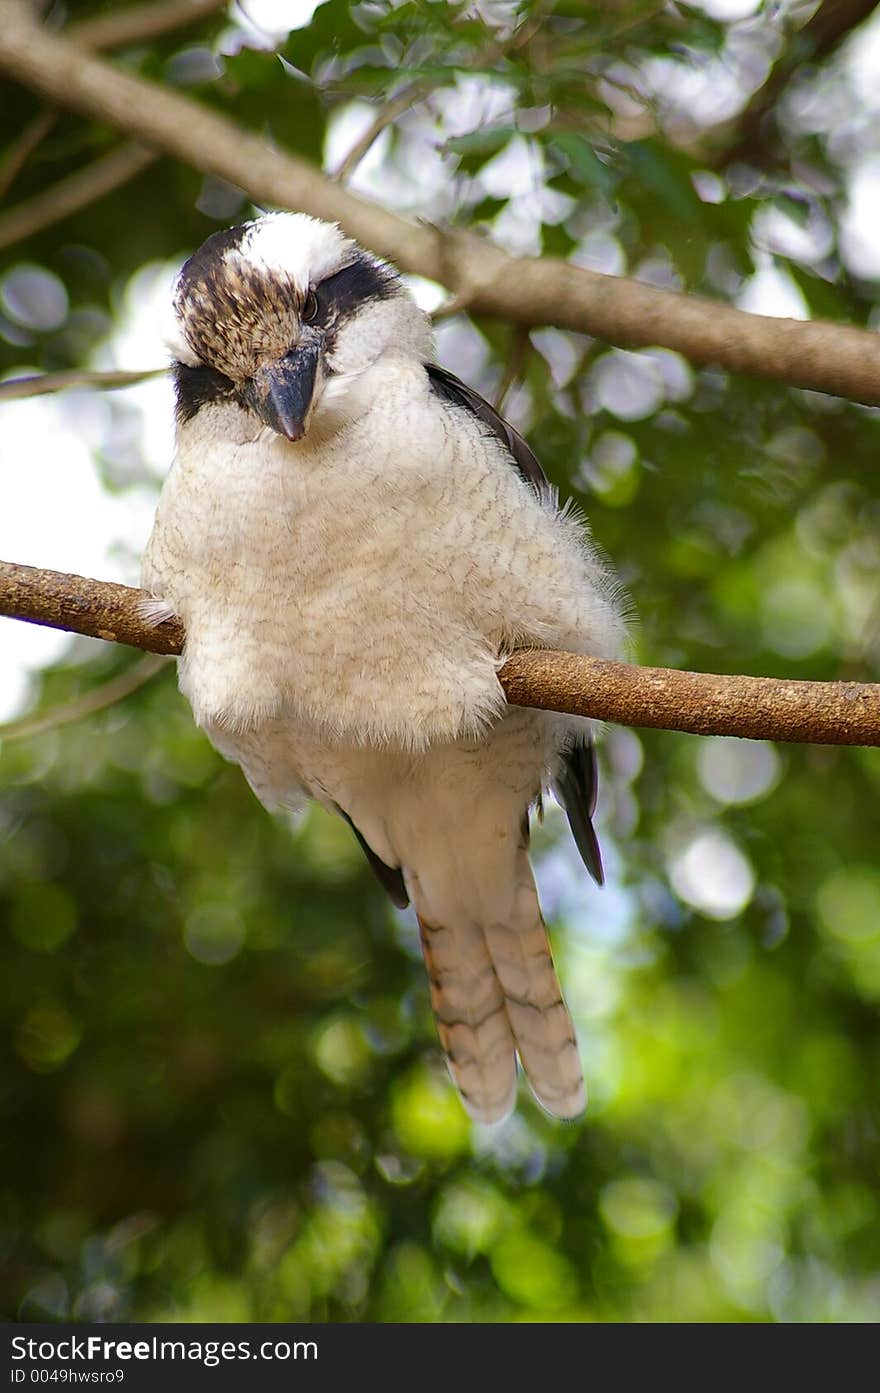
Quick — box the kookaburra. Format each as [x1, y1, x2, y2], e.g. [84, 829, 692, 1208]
[142, 212, 627, 1124]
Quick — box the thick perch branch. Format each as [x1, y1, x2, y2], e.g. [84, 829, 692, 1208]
[2, 3, 880, 403]
[2, 561, 877, 747]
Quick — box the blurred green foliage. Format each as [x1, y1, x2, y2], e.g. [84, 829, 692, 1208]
[1, 0, 879, 1323]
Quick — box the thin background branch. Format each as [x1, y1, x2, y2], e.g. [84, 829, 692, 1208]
[0, 0, 229, 251]
[718, 0, 880, 169]
[332, 86, 427, 183]
[0, 653, 167, 742]
[0, 142, 158, 252]
[0, 368, 167, 401]
[0, 106, 56, 199]
[67, 0, 229, 52]
[493, 326, 531, 414]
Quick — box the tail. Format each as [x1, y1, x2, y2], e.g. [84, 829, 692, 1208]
[413, 847, 585, 1125]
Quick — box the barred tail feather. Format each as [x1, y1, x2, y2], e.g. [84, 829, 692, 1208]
[417, 914, 517, 1124]
[414, 853, 585, 1124]
[482, 860, 585, 1120]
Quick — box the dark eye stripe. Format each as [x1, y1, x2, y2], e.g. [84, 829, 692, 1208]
[173, 361, 235, 424]
[314, 253, 397, 325]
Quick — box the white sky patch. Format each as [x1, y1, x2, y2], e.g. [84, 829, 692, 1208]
[669, 828, 756, 920]
[323, 101, 383, 179]
[105, 259, 180, 364]
[0, 395, 155, 721]
[323, 101, 455, 218]
[434, 74, 517, 140]
[570, 231, 626, 277]
[531, 329, 581, 391]
[401, 275, 446, 316]
[434, 316, 491, 385]
[580, 430, 638, 496]
[1, 265, 68, 332]
[643, 55, 753, 129]
[479, 135, 543, 200]
[2, 263, 177, 722]
[535, 801, 634, 950]
[752, 202, 834, 267]
[692, 170, 726, 204]
[640, 348, 694, 402]
[94, 260, 179, 479]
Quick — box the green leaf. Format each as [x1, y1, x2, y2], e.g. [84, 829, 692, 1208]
[549, 130, 618, 194]
[625, 140, 703, 222]
[444, 127, 517, 157]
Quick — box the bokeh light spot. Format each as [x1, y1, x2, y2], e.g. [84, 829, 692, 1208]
[669, 829, 755, 920]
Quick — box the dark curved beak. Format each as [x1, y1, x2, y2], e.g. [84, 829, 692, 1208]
[246, 327, 323, 441]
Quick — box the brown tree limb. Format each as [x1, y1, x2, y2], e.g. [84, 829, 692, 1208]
[2, 3, 880, 404]
[499, 649, 879, 747]
[0, 562, 185, 655]
[0, 141, 158, 252]
[2, 560, 877, 746]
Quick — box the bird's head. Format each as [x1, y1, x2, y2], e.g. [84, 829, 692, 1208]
[166, 212, 432, 441]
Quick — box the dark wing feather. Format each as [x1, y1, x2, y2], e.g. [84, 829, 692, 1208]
[425, 362, 549, 494]
[426, 362, 605, 888]
[552, 742, 604, 887]
[338, 808, 410, 908]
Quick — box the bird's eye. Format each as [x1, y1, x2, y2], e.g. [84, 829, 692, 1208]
[302, 289, 319, 323]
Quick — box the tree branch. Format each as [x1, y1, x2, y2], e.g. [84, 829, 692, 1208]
[0, 0, 228, 247]
[331, 85, 427, 183]
[2, 3, 880, 403]
[0, 368, 166, 401]
[67, 0, 228, 52]
[0, 562, 184, 655]
[0, 653, 167, 742]
[719, 0, 880, 170]
[2, 561, 877, 747]
[0, 105, 56, 199]
[0, 141, 158, 252]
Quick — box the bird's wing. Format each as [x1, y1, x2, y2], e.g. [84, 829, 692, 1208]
[425, 361, 550, 494]
[425, 361, 605, 886]
[551, 740, 604, 887]
[338, 807, 410, 908]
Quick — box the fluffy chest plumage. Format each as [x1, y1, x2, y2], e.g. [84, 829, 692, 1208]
[142, 358, 534, 744]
